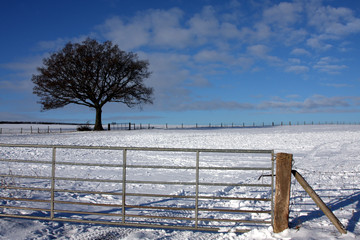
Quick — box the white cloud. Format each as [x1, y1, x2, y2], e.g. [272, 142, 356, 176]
[263, 2, 303, 27]
[314, 56, 348, 74]
[307, 5, 360, 37]
[175, 99, 254, 111]
[288, 58, 301, 64]
[247, 44, 270, 57]
[285, 65, 309, 74]
[193, 50, 233, 63]
[188, 6, 219, 41]
[98, 16, 151, 50]
[290, 48, 311, 56]
[306, 36, 332, 50]
[247, 44, 282, 65]
[314, 64, 348, 74]
[258, 95, 350, 111]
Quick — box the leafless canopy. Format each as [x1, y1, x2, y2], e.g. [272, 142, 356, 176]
[32, 38, 153, 130]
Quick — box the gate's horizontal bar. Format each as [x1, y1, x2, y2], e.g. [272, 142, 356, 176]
[127, 192, 272, 202]
[198, 195, 271, 201]
[55, 189, 123, 196]
[199, 208, 271, 214]
[0, 187, 270, 203]
[0, 159, 51, 164]
[55, 177, 123, 183]
[55, 209, 123, 217]
[126, 180, 195, 185]
[127, 165, 272, 171]
[0, 196, 50, 203]
[199, 182, 271, 187]
[197, 217, 271, 224]
[125, 205, 271, 214]
[126, 205, 194, 211]
[0, 143, 273, 154]
[126, 180, 271, 187]
[126, 213, 271, 224]
[0, 174, 51, 180]
[0, 186, 51, 192]
[0, 214, 252, 233]
[199, 167, 272, 171]
[54, 200, 123, 208]
[0, 175, 123, 184]
[127, 164, 195, 170]
[0, 205, 50, 213]
[0, 158, 271, 171]
[55, 161, 124, 167]
[0, 206, 270, 225]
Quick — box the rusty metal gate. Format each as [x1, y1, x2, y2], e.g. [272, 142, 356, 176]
[0, 143, 274, 233]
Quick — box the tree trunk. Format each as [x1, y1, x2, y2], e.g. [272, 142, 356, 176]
[94, 107, 104, 131]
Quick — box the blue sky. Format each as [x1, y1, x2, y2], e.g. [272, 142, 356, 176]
[1, 0, 360, 125]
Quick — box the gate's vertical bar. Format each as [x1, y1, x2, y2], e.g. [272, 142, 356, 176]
[195, 151, 200, 228]
[50, 147, 56, 219]
[271, 150, 275, 227]
[122, 149, 127, 223]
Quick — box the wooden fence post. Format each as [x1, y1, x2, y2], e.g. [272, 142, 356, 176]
[273, 153, 293, 233]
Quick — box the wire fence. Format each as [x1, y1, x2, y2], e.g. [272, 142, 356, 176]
[1, 121, 360, 135]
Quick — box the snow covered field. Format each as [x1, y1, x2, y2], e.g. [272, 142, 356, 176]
[0, 125, 359, 239]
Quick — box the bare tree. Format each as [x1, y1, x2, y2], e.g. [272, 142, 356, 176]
[32, 38, 153, 130]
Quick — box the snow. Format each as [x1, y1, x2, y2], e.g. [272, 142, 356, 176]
[0, 125, 360, 239]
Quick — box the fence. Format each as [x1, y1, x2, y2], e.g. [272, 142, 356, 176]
[0, 144, 274, 233]
[160, 121, 360, 129]
[1, 121, 360, 134]
[0, 126, 80, 134]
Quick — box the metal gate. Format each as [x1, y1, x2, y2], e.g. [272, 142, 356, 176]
[0, 144, 274, 233]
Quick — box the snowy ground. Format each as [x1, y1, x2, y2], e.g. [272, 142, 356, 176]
[0, 125, 359, 239]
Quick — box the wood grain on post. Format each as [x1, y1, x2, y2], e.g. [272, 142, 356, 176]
[273, 153, 293, 233]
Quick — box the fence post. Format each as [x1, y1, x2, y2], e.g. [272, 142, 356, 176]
[273, 153, 293, 233]
[50, 147, 56, 219]
[122, 149, 127, 223]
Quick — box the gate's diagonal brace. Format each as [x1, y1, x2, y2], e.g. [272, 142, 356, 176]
[291, 170, 347, 234]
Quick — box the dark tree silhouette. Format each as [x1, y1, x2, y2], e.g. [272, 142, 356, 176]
[32, 38, 153, 130]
